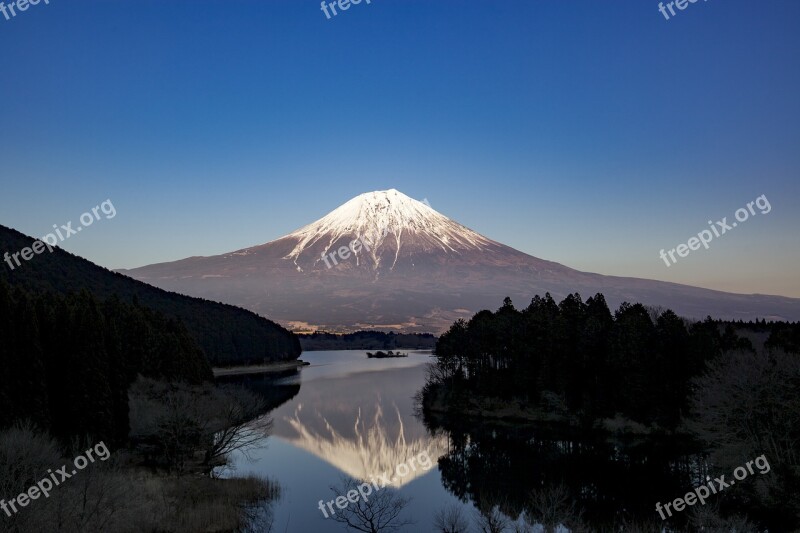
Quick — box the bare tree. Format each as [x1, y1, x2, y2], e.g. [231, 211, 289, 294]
[688, 503, 759, 533]
[0, 422, 62, 533]
[434, 503, 470, 533]
[689, 347, 800, 520]
[0, 424, 141, 533]
[472, 504, 510, 533]
[129, 378, 272, 473]
[524, 483, 583, 532]
[204, 385, 272, 467]
[328, 476, 413, 533]
[48, 458, 145, 533]
[689, 348, 800, 467]
[0, 421, 61, 494]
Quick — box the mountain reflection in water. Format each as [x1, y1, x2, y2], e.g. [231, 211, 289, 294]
[221, 351, 702, 532]
[282, 401, 448, 488]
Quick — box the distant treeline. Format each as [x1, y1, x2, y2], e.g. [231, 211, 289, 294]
[0, 224, 301, 366]
[426, 294, 799, 429]
[298, 330, 436, 351]
[0, 279, 212, 445]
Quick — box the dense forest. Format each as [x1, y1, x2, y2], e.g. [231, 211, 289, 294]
[421, 293, 800, 530]
[298, 330, 436, 351]
[0, 224, 300, 366]
[0, 279, 211, 445]
[425, 293, 782, 428]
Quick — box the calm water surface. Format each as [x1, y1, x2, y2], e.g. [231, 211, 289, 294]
[220, 350, 466, 533]
[219, 350, 700, 532]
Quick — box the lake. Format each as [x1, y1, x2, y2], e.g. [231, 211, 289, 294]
[218, 350, 702, 532]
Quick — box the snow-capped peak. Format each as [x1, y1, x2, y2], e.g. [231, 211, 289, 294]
[284, 189, 494, 266]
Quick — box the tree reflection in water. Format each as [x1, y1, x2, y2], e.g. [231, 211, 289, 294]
[424, 413, 704, 530]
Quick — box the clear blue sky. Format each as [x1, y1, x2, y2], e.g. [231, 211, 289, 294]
[1, 0, 798, 296]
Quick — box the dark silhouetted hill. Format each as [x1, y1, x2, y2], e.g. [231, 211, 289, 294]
[0, 224, 300, 366]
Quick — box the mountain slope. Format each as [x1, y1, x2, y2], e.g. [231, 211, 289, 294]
[121, 189, 800, 332]
[0, 224, 301, 365]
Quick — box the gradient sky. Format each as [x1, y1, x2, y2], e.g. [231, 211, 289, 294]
[1, 0, 798, 296]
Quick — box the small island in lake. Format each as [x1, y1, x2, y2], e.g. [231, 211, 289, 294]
[367, 350, 408, 358]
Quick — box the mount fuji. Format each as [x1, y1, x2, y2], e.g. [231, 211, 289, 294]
[121, 189, 800, 332]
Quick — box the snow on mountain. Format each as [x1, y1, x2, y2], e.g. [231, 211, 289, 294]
[282, 189, 494, 271]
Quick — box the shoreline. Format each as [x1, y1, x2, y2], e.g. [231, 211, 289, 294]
[213, 359, 310, 377]
[422, 383, 684, 436]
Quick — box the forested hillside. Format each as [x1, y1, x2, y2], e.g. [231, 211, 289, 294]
[0, 224, 300, 366]
[0, 280, 212, 444]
